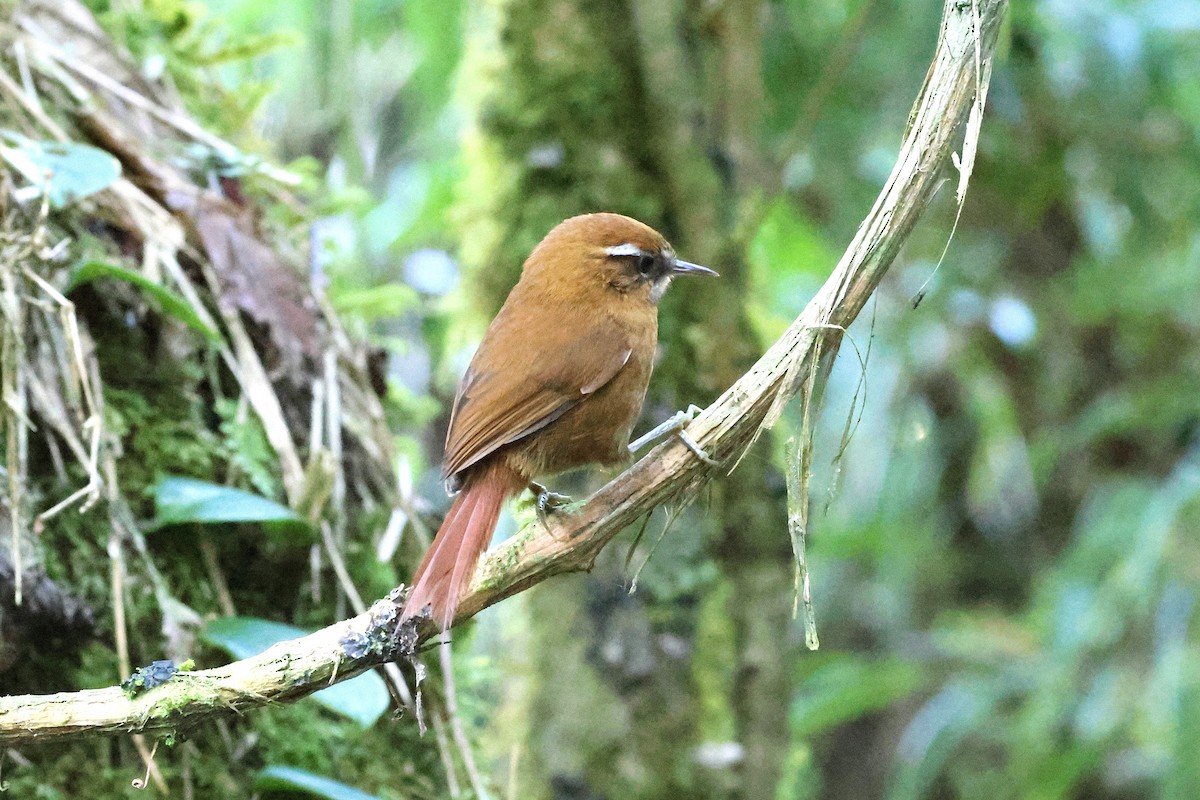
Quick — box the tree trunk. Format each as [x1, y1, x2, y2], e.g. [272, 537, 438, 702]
[459, 0, 793, 797]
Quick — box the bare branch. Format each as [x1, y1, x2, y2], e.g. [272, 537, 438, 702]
[0, 0, 1007, 745]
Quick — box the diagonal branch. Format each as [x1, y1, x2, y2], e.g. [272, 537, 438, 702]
[0, 0, 1007, 745]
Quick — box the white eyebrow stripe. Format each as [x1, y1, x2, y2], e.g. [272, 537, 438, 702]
[605, 243, 648, 257]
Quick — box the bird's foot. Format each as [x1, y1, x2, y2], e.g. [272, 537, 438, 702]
[529, 482, 573, 533]
[628, 404, 718, 466]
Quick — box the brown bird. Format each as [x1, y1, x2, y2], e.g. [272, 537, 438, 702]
[403, 213, 717, 629]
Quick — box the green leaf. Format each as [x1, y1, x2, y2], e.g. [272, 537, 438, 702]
[887, 680, 1005, 800]
[202, 616, 304, 660]
[214, 397, 279, 498]
[0, 132, 121, 208]
[150, 476, 311, 539]
[254, 766, 381, 800]
[748, 197, 836, 317]
[69, 260, 221, 342]
[790, 655, 925, 738]
[202, 617, 389, 728]
[1162, 662, 1200, 800]
[330, 283, 420, 321]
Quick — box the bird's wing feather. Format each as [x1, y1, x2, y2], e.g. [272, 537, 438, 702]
[443, 308, 632, 480]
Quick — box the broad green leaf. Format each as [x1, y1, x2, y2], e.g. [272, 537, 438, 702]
[69, 260, 221, 342]
[887, 680, 1005, 800]
[0, 132, 121, 208]
[202, 617, 306, 660]
[330, 283, 420, 321]
[202, 617, 389, 728]
[254, 766, 381, 800]
[790, 655, 924, 738]
[930, 609, 1037, 662]
[150, 476, 309, 538]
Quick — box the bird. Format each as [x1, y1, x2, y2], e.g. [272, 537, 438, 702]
[403, 212, 718, 630]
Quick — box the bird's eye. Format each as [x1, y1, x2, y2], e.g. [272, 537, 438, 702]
[636, 254, 656, 276]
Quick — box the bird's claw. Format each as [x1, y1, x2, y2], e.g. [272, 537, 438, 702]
[628, 404, 717, 465]
[530, 482, 572, 532]
[677, 427, 719, 466]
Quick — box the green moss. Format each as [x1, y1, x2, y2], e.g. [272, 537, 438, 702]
[213, 397, 280, 499]
[104, 381, 218, 506]
[145, 674, 223, 716]
[479, 525, 536, 589]
[693, 578, 736, 742]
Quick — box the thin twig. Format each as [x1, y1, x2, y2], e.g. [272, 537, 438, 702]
[198, 534, 236, 618]
[324, 349, 348, 620]
[431, 709, 462, 798]
[439, 641, 491, 800]
[20, 256, 106, 524]
[506, 742, 520, 800]
[108, 523, 167, 792]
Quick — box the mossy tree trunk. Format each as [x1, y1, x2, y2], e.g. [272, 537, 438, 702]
[458, 1, 793, 797]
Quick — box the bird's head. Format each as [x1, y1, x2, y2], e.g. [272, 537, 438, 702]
[522, 212, 717, 304]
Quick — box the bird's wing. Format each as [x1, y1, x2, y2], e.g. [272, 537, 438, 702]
[443, 311, 632, 481]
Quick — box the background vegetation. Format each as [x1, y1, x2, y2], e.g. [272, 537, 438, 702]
[2, 0, 1198, 799]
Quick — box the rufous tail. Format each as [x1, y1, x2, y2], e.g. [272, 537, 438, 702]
[404, 460, 523, 629]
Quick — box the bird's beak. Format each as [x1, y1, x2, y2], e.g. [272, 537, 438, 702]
[671, 259, 719, 278]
